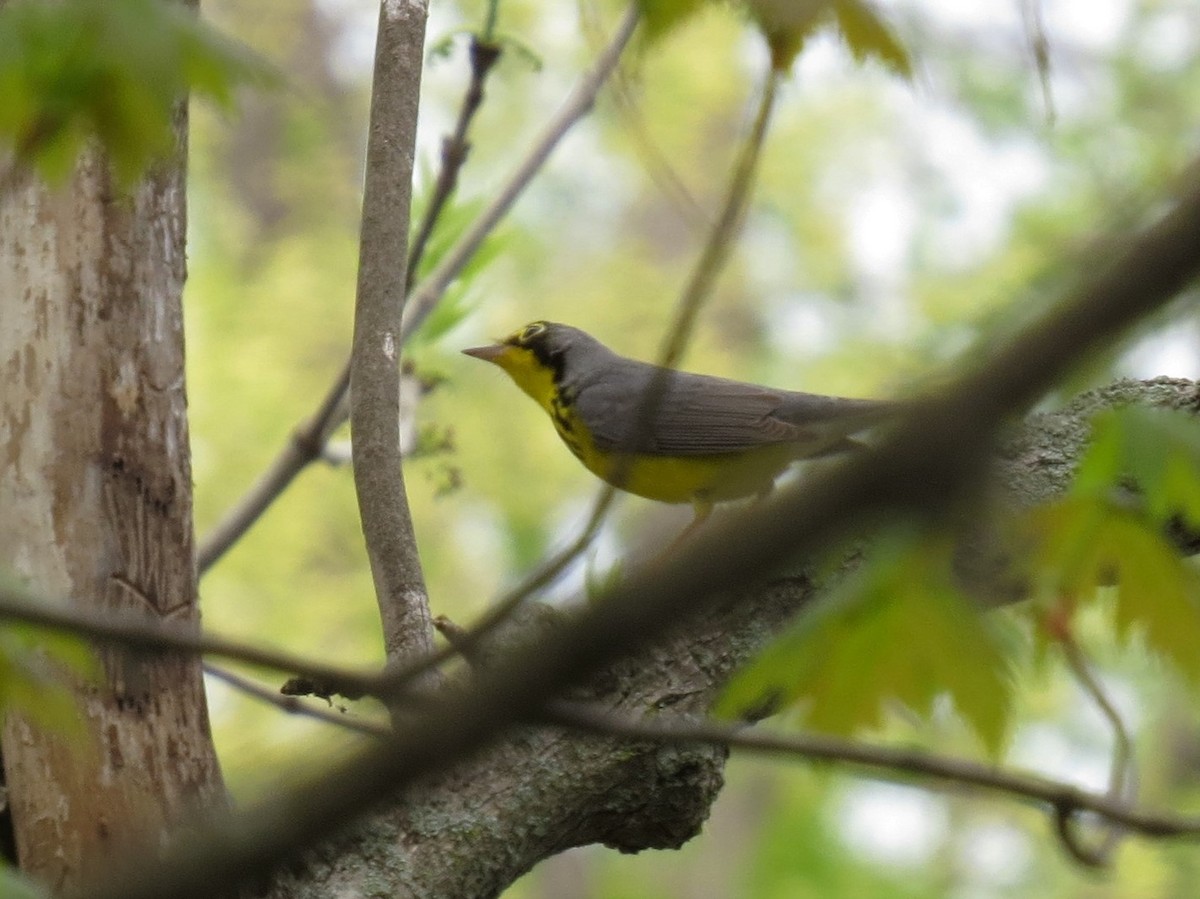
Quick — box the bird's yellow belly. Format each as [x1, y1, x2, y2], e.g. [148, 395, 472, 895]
[553, 415, 795, 504]
[599, 450, 796, 504]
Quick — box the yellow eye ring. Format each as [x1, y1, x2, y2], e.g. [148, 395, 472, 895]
[518, 321, 548, 344]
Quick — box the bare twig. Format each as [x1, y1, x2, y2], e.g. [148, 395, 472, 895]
[658, 66, 779, 368]
[579, 0, 706, 226]
[1020, 0, 1055, 125]
[406, 36, 502, 292]
[203, 663, 391, 740]
[544, 701, 1200, 841]
[195, 4, 640, 576]
[369, 486, 620, 699]
[611, 65, 782, 502]
[1057, 633, 1135, 865]
[350, 0, 435, 664]
[0, 580, 381, 697]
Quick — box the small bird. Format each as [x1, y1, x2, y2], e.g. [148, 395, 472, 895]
[463, 321, 893, 527]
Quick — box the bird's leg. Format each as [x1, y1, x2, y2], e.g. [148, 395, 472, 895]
[663, 498, 713, 553]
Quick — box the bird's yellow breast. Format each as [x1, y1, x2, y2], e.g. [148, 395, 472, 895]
[487, 344, 795, 505]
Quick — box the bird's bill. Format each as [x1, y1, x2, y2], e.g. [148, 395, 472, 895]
[461, 343, 506, 362]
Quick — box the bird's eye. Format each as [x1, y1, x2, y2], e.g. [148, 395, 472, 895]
[518, 322, 547, 344]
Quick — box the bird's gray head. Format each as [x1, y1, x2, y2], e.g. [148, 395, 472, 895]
[499, 320, 612, 383]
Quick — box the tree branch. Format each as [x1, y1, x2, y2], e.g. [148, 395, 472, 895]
[350, 0, 435, 663]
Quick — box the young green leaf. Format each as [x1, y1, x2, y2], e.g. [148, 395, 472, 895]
[832, 0, 913, 78]
[744, 0, 911, 74]
[720, 532, 1013, 755]
[1023, 496, 1200, 684]
[0, 0, 278, 185]
[1074, 406, 1200, 528]
[635, 0, 711, 43]
[0, 623, 96, 737]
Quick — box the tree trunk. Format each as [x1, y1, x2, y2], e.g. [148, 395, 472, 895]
[0, 108, 224, 890]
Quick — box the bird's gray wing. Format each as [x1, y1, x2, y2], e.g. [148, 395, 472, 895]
[573, 368, 876, 456]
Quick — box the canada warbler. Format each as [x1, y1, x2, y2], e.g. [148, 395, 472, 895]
[463, 321, 893, 524]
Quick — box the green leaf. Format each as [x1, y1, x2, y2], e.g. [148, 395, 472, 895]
[1074, 407, 1200, 529]
[720, 532, 1013, 755]
[408, 194, 503, 346]
[0, 865, 49, 899]
[0, 0, 278, 185]
[0, 623, 96, 737]
[1024, 497, 1200, 684]
[743, 0, 828, 70]
[635, 0, 710, 43]
[832, 0, 913, 78]
[741, 0, 911, 74]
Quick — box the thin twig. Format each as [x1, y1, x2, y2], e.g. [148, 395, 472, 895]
[203, 663, 391, 740]
[196, 364, 349, 573]
[398, 4, 641, 341]
[659, 66, 779, 367]
[370, 487, 620, 699]
[1057, 632, 1135, 865]
[612, 65, 781, 499]
[544, 701, 1200, 840]
[578, 0, 706, 227]
[0, 581, 382, 697]
[1020, 0, 1055, 125]
[406, 36, 502, 294]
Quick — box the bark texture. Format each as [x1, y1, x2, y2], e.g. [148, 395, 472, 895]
[0, 129, 224, 888]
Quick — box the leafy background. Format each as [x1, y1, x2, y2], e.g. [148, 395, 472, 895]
[162, 0, 1200, 895]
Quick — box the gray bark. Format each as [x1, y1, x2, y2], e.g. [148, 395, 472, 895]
[0, 123, 225, 889]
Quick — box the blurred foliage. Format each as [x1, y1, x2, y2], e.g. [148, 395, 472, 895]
[637, 0, 911, 76]
[0, 0, 276, 184]
[0, 867, 49, 899]
[722, 409, 1200, 760]
[1017, 409, 1200, 678]
[0, 578, 96, 738]
[721, 531, 1015, 756]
